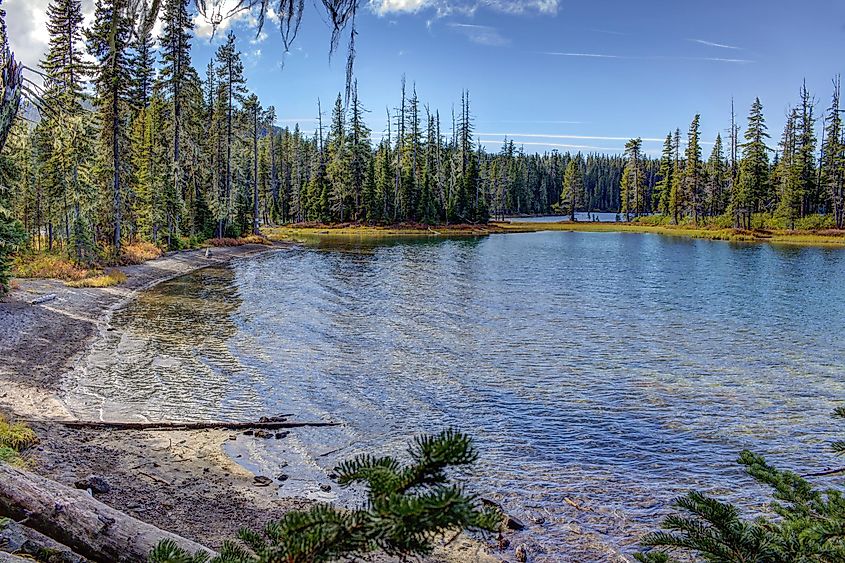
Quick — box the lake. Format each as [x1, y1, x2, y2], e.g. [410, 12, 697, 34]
[66, 230, 845, 561]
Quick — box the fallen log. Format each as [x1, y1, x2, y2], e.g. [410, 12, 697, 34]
[43, 419, 339, 431]
[0, 464, 216, 563]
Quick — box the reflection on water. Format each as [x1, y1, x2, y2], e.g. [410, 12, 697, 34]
[66, 232, 845, 560]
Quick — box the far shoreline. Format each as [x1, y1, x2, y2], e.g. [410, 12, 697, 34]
[265, 219, 845, 247]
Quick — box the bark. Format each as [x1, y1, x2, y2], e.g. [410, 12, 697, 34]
[0, 464, 215, 563]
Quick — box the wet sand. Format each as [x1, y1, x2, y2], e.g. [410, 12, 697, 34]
[0, 245, 496, 561]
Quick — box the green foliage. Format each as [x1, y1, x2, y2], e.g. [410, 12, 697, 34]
[149, 430, 499, 563]
[637, 409, 845, 562]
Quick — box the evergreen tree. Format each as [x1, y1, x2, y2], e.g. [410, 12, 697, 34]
[704, 133, 727, 217]
[621, 138, 644, 221]
[732, 98, 770, 229]
[561, 154, 584, 221]
[823, 76, 845, 228]
[654, 133, 674, 216]
[87, 0, 134, 254]
[683, 115, 703, 223]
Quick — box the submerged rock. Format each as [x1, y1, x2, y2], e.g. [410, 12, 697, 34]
[320, 484, 332, 492]
[253, 476, 273, 487]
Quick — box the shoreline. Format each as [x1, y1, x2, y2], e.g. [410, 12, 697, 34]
[265, 220, 845, 247]
[0, 243, 497, 562]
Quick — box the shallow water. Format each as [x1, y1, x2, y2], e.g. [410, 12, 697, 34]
[67, 231, 845, 560]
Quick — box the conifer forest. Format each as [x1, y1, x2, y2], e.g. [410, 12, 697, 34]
[3, 0, 845, 562]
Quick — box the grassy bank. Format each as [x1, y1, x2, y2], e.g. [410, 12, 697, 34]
[264, 222, 504, 242]
[494, 220, 845, 246]
[265, 220, 845, 247]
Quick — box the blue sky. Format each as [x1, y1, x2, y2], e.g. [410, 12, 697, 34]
[8, 0, 845, 155]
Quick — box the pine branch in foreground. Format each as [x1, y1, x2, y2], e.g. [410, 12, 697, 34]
[149, 429, 500, 563]
[636, 408, 845, 562]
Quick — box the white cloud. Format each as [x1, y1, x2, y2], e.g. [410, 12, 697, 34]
[370, 0, 558, 17]
[448, 23, 509, 46]
[371, 0, 432, 16]
[689, 38, 741, 50]
[6, 0, 96, 68]
[539, 51, 754, 64]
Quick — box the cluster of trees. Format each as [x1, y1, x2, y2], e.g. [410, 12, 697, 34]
[618, 80, 845, 230]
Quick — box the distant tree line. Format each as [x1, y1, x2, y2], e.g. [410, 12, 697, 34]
[619, 79, 845, 230]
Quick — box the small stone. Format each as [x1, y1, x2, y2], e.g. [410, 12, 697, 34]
[74, 475, 110, 495]
[228, 435, 237, 440]
[243, 429, 254, 436]
[254, 476, 273, 487]
[254, 430, 272, 439]
[533, 516, 546, 525]
[277, 474, 289, 481]
[327, 472, 338, 480]
[506, 515, 526, 531]
[515, 543, 529, 563]
[320, 484, 332, 492]
[274, 431, 289, 439]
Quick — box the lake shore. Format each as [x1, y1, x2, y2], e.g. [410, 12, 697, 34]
[266, 220, 845, 246]
[0, 244, 497, 562]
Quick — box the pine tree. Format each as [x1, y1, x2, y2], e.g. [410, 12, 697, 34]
[823, 76, 845, 228]
[158, 0, 197, 246]
[129, 0, 156, 112]
[653, 133, 673, 216]
[214, 30, 247, 237]
[775, 108, 802, 229]
[87, 0, 134, 254]
[732, 98, 770, 229]
[796, 81, 818, 216]
[621, 138, 644, 221]
[669, 128, 681, 224]
[326, 93, 350, 221]
[704, 134, 726, 217]
[561, 154, 584, 221]
[683, 115, 702, 223]
[348, 82, 371, 222]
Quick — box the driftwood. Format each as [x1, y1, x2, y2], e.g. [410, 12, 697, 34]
[803, 466, 845, 477]
[47, 419, 338, 431]
[0, 464, 216, 563]
[0, 518, 86, 562]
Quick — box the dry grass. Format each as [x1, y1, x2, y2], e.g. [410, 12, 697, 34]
[121, 241, 163, 265]
[265, 223, 500, 242]
[209, 235, 273, 247]
[13, 253, 90, 281]
[66, 269, 128, 288]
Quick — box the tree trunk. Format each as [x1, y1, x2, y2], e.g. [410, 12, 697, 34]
[0, 464, 215, 563]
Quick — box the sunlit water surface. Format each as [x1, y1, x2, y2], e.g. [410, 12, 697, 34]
[66, 231, 845, 561]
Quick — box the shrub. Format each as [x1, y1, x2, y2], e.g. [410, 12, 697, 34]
[0, 416, 37, 467]
[121, 241, 163, 265]
[150, 430, 500, 563]
[13, 253, 89, 281]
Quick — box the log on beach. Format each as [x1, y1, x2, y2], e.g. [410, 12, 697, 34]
[51, 419, 339, 431]
[0, 464, 215, 563]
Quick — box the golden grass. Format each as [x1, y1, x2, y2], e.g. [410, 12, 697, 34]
[120, 241, 163, 265]
[66, 269, 128, 288]
[13, 253, 90, 281]
[265, 220, 845, 247]
[492, 221, 845, 246]
[209, 235, 274, 247]
[265, 222, 500, 242]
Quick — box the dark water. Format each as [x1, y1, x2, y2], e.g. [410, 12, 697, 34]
[67, 231, 845, 561]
